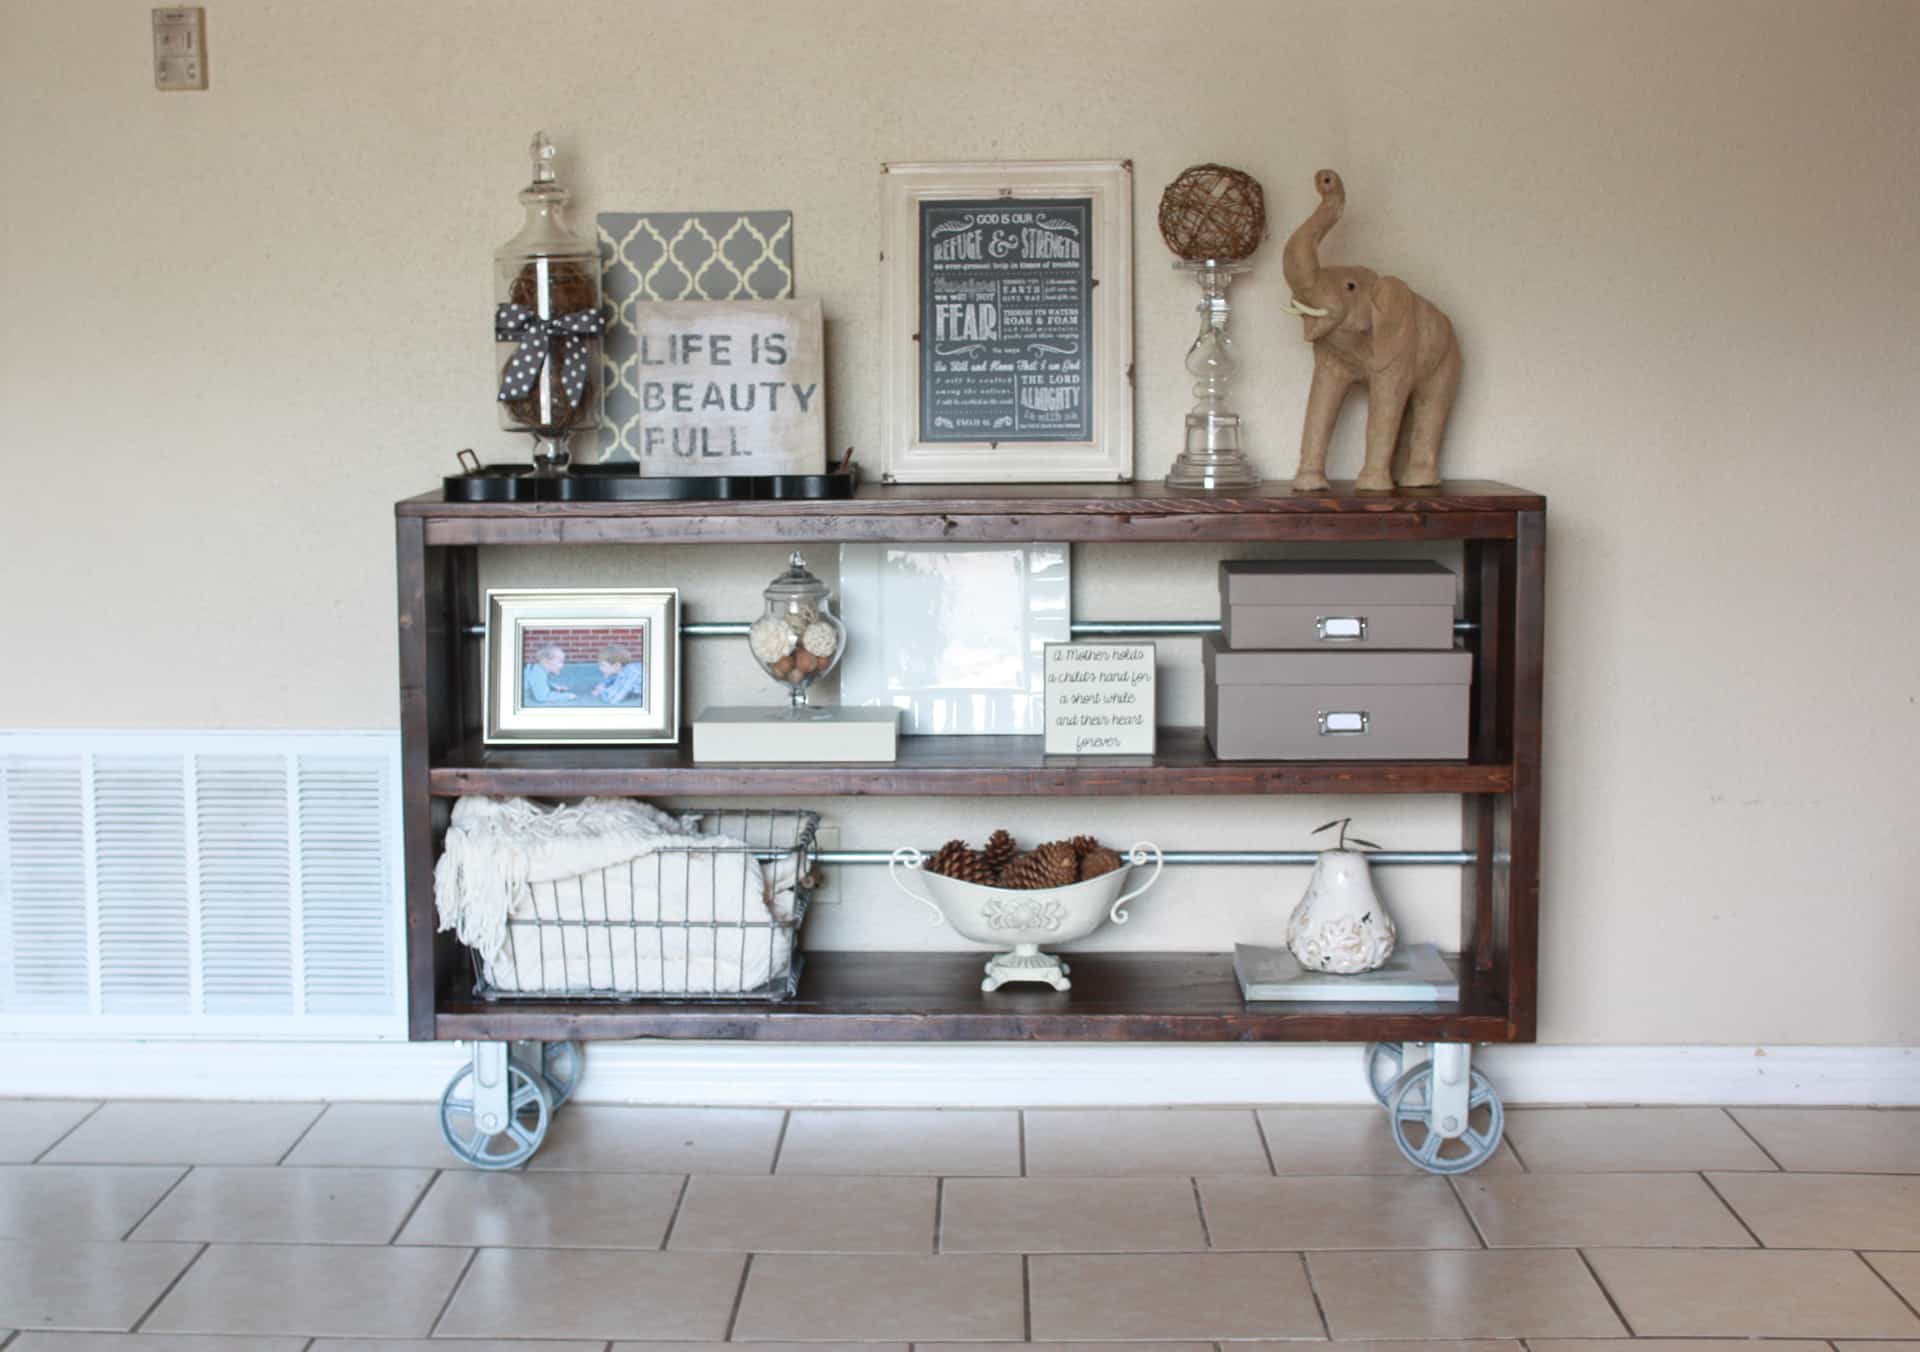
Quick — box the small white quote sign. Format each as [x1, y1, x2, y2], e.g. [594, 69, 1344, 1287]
[1044, 642, 1156, 755]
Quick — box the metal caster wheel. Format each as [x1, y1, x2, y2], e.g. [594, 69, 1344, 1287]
[1363, 1041, 1404, 1108]
[538, 1041, 584, 1108]
[440, 1060, 551, 1169]
[1385, 1061, 1505, 1175]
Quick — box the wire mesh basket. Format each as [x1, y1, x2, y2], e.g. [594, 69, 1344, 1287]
[471, 808, 818, 1003]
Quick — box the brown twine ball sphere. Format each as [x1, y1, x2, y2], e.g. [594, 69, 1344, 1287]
[1157, 164, 1267, 263]
[508, 257, 598, 314]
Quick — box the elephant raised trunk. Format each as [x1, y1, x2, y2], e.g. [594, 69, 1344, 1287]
[1282, 168, 1345, 295]
[1280, 167, 1462, 495]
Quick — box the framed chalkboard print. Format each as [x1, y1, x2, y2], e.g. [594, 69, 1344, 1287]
[880, 161, 1134, 482]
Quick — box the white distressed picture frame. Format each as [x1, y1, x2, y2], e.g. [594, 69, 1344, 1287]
[880, 160, 1134, 483]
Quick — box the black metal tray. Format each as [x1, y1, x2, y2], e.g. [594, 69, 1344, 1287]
[443, 461, 859, 503]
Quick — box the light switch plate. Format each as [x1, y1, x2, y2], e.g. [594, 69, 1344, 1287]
[153, 7, 207, 91]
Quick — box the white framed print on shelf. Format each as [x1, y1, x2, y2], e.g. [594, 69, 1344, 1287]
[880, 160, 1135, 482]
[485, 588, 680, 745]
[837, 542, 1070, 735]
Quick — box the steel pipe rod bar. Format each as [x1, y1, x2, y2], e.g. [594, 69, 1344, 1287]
[806, 849, 1473, 867]
[467, 619, 1478, 639]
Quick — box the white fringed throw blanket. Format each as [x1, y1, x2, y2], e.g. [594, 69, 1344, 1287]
[434, 796, 800, 996]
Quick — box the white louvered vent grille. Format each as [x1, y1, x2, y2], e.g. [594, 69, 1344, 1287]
[0, 756, 90, 1012]
[93, 756, 192, 1014]
[0, 733, 401, 1038]
[198, 756, 294, 1014]
[298, 757, 392, 1014]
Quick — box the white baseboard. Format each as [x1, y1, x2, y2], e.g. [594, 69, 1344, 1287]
[13, 1039, 1917, 1106]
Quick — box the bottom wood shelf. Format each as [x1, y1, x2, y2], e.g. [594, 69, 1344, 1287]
[432, 951, 1513, 1043]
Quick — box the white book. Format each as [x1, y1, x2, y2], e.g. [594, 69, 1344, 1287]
[692, 706, 899, 764]
[1234, 942, 1459, 1003]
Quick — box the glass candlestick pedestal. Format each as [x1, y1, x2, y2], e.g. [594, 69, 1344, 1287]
[1164, 259, 1260, 491]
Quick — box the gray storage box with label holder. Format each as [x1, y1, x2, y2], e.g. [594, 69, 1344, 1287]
[1219, 559, 1456, 650]
[1203, 636, 1472, 760]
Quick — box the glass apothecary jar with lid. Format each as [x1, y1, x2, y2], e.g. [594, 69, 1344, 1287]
[748, 552, 847, 712]
[494, 131, 603, 474]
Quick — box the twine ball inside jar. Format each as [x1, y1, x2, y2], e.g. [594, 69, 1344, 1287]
[1157, 164, 1267, 263]
[502, 257, 600, 429]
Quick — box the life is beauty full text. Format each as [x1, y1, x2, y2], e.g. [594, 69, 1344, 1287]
[636, 329, 820, 461]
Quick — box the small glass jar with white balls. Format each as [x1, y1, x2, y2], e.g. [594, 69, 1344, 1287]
[748, 552, 846, 712]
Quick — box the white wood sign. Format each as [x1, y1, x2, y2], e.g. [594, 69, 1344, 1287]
[629, 298, 825, 476]
[1044, 642, 1156, 755]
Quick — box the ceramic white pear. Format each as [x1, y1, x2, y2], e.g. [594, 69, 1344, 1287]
[1287, 848, 1396, 973]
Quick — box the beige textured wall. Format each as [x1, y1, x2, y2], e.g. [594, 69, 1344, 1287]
[4, 1, 1917, 1044]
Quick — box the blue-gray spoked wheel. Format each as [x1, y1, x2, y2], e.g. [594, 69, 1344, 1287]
[1364, 1041, 1404, 1108]
[439, 1061, 551, 1169]
[540, 1040, 584, 1108]
[1384, 1062, 1505, 1175]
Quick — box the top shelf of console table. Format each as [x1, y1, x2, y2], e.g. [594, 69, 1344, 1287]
[397, 479, 1546, 546]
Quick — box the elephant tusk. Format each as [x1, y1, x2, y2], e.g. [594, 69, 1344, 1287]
[1284, 298, 1330, 318]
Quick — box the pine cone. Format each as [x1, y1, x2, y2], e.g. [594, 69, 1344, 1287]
[1034, 842, 1079, 886]
[944, 849, 996, 886]
[1004, 844, 1077, 889]
[926, 839, 972, 878]
[982, 829, 1018, 878]
[1064, 834, 1100, 860]
[1079, 846, 1125, 881]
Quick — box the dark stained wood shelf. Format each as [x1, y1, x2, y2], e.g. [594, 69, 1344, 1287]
[399, 480, 1545, 1046]
[429, 728, 1515, 798]
[399, 479, 1545, 547]
[434, 950, 1512, 1043]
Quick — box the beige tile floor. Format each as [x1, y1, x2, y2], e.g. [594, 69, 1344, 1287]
[0, 1100, 1915, 1348]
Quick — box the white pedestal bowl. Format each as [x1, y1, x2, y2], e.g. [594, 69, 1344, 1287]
[889, 843, 1164, 991]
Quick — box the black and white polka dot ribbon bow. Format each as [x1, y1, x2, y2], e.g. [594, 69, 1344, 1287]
[494, 304, 603, 404]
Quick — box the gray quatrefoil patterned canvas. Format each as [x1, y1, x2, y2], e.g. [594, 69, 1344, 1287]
[597, 210, 795, 463]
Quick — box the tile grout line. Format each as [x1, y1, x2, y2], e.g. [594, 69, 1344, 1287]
[722, 1251, 755, 1341]
[1447, 1174, 1493, 1249]
[1251, 1107, 1279, 1175]
[1499, 1125, 1532, 1173]
[1858, 1248, 1920, 1322]
[933, 1174, 946, 1254]
[1021, 1251, 1033, 1340]
[1297, 1249, 1332, 1340]
[1722, 1106, 1788, 1171]
[118, 1162, 197, 1241]
[1189, 1175, 1214, 1249]
[29, 1099, 106, 1163]
[658, 1172, 693, 1251]
[1573, 1245, 1638, 1337]
[768, 1108, 792, 1174]
[1697, 1168, 1767, 1248]
[127, 1238, 209, 1333]
[426, 1245, 482, 1337]
[1017, 1109, 1029, 1177]
[383, 1166, 443, 1245]
[273, 1101, 331, 1166]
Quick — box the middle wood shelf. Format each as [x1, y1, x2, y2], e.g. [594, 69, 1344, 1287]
[429, 727, 1514, 798]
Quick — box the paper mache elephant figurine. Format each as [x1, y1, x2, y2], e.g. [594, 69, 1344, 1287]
[1282, 169, 1461, 493]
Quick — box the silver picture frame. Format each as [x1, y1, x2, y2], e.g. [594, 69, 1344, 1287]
[484, 587, 681, 745]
